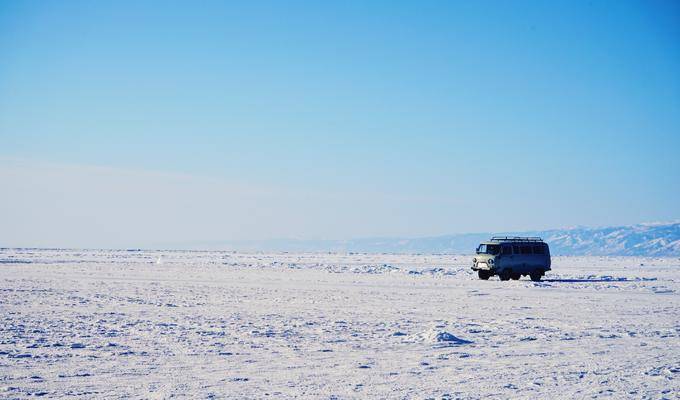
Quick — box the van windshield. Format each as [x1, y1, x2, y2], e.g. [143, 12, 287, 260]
[477, 244, 500, 255]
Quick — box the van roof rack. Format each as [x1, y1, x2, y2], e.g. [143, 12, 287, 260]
[490, 236, 543, 242]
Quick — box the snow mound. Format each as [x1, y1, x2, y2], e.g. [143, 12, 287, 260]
[418, 329, 472, 345]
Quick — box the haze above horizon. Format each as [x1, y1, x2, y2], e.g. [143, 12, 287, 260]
[1, 1, 679, 248]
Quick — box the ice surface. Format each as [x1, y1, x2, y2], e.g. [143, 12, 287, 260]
[0, 249, 678, 398]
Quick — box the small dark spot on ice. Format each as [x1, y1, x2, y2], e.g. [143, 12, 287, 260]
[12, 353, 32, 359]
[58, 373, 92, 378]
[358, 365, 371, 369]
[392, 331, 407, 336]
[219, 352, 233, 356]
[653, 289, 674, 294]
[520, 337, 537, 341]
[71, 343, 86, 349]
[230, 377, 249, 382]
[318, 349, 333, 352]
[598, 334, 620, 339]
[33, 392, 49, 397]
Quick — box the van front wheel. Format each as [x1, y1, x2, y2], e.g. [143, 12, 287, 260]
[499, 270, 511, 281]
[478, 270, 491, 280]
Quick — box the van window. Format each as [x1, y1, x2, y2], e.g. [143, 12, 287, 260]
[477, 244, 500, 255]
[520, 245, 532, 254]
[533, 245, 544, 254]
[502, 245, 512, 255]
[486, 244, 500, 255]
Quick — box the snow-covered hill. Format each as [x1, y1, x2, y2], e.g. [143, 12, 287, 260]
[194, 222, 680, 256]
[538, 222, 680, 256]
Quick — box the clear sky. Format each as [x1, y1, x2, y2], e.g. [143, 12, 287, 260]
[1, 1, 679, 248]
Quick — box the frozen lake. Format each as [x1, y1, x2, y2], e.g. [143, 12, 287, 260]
[1, 249, 678, 398]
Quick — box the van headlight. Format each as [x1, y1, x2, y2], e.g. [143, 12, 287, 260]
[488, 259, 494, 265]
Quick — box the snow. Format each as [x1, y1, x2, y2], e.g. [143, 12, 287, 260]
[1, 249, 678, 398]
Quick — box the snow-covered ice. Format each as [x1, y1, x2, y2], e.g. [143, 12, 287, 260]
[1, 249, 678, 398]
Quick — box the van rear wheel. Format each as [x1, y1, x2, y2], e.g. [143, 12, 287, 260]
[530, 271, 543, 282]
[511, 273, 521, 280]
[478, 270, 491, 280]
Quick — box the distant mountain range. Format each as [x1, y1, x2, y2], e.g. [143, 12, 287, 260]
[177, 222, 680, 256]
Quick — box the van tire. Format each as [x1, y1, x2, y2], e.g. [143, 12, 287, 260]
[478, 270, 491, 280]
[499, 270, 511, 281]
[511, 273, 521, 280]
[530, 271, 543, 282]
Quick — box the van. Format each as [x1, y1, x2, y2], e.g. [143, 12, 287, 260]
[472, 237, 551, 281]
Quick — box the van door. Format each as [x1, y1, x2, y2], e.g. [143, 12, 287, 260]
[500, 245, 513, 268]
[520, 245, 532, 270]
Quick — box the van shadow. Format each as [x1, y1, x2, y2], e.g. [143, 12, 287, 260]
[541, 277, 648, 283]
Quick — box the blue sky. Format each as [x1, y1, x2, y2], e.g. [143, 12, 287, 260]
[1, 1, 679, 247]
